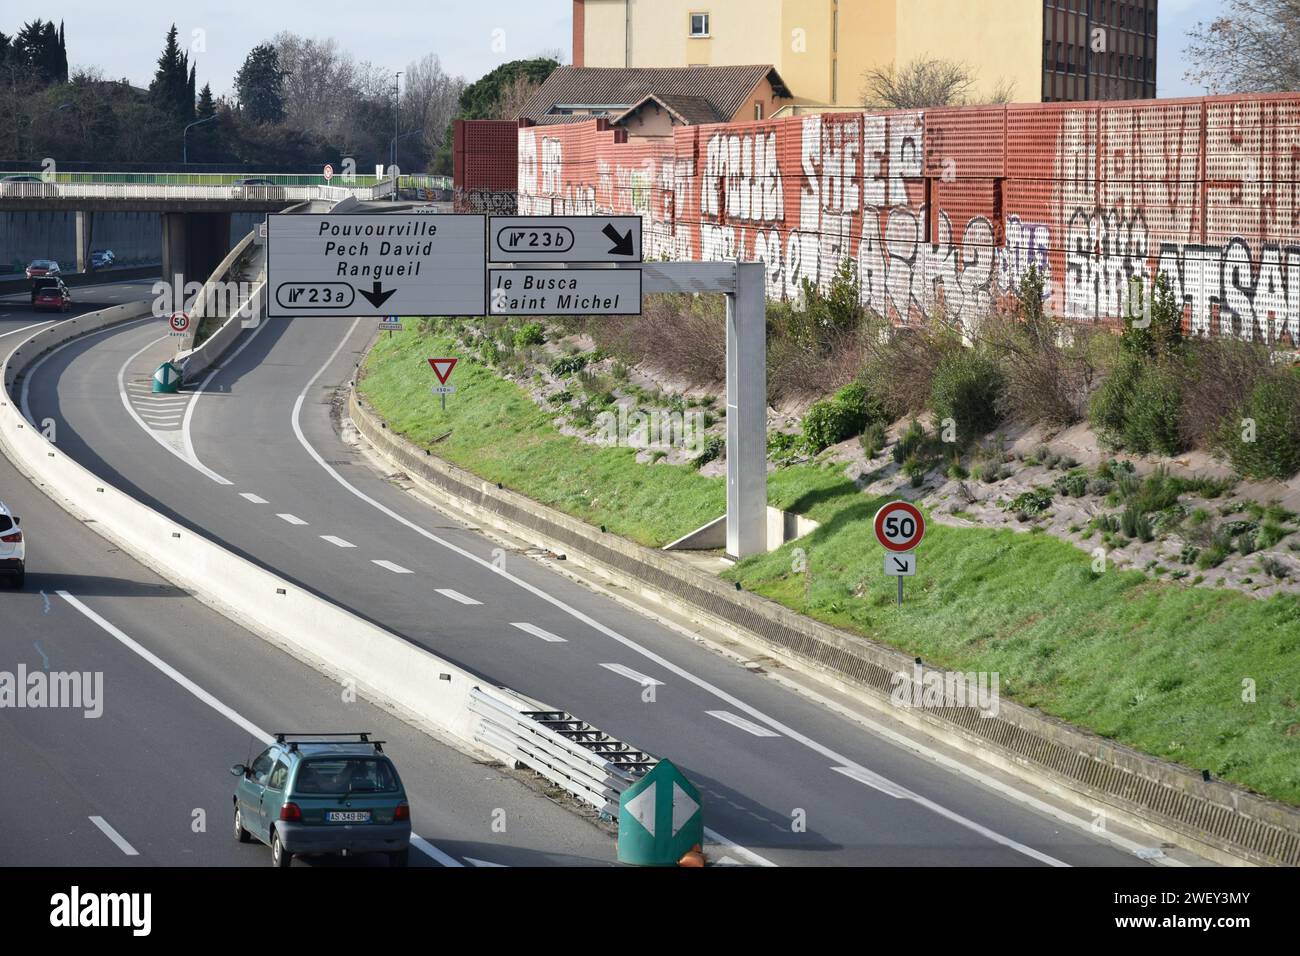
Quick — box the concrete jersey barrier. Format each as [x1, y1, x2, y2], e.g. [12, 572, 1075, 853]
[0, 305, 523, 767]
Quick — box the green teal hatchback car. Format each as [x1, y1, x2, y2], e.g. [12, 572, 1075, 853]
[231, 733, 412, 867]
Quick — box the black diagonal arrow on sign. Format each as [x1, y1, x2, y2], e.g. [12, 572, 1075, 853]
[358, 281, 396, 308]
[893, 556, 910, 573]
[602, 222, 635, 256]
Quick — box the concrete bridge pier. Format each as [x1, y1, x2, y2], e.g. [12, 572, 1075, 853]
[160, 211, 231, 290]
[75, 210, 94, 273]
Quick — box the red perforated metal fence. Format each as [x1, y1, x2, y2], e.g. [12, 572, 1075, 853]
[459, 94, 1300, 345]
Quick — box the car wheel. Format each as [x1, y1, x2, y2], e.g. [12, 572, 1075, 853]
[13, 569, 23, 589]
[234, 806, 251, 843]
[270, 829, 293, 867]
[389, 848, 410, 868]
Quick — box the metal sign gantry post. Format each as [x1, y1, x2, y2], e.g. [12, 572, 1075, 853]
[489, 259, 767, 559]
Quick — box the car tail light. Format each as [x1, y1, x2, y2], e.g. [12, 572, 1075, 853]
[0, 531, 20, 544]
[279, 802, 302, 822]
[394, 803, 410, 822]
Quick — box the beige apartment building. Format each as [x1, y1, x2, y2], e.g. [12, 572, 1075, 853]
[572, 0, 1157, 107]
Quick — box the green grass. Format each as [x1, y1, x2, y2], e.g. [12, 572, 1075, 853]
[358, 327, 724, 547]
[362, 323, 1300, 805]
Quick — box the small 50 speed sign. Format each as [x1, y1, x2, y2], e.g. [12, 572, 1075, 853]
[873, 501, 925, 552]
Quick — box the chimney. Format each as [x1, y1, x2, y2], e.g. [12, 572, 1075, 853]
[573, 0, 585, 67]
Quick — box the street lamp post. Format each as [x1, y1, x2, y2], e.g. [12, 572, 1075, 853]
[183, 114, 218, 164]
[391, 72, 402, 173]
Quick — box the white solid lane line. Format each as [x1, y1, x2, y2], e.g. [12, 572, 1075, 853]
[463, 857, 508, 867]
[89, 815, 140, 857]
[182, 306, 271, 477]
[373, 560, 413, 574]
[276, 513, 308, 526]
[600, 663, 664, 687]
[435, 588, 481, 605]
[510, 622, 567, 643]
[58, 591, 462, 867]
[240, 493, 268, 504]
[707, 710, 782, 738]
[321, 535, 357, 548]
[291, 321, 1070, 869]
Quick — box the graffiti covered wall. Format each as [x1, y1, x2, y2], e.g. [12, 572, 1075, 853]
[508, 94, 1300, 346]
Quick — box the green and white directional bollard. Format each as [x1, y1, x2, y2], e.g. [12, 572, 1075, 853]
[152, 361, 182, 394]
[617, 759, 704, 866]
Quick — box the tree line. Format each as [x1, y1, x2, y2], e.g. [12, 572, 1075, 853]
[0, 20, 557, 172]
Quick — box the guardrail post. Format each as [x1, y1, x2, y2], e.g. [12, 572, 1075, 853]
[726, 262, 767, 560]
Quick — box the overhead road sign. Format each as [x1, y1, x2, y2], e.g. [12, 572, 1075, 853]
[489, 215, 642, 263]
[488, 268, 641, 316]
[266, 213, 486, 318]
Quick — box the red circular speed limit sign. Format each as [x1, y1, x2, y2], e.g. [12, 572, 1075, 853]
[169, 312, 190, 333]
[323, 163, 334, 182]
[873, 500, 925, 552]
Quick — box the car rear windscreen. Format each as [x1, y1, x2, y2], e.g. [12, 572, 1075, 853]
[0, 515, 12, 533]
[294, 758, 399, 795]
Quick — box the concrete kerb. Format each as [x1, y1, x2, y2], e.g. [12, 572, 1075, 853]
[0, 305, 531, 772]
[347, 387, 1300, 868]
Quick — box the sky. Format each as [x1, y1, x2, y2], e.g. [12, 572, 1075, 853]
[34, 0, 1226, 100]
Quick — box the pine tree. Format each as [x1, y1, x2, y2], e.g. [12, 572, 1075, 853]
[197, 82, 215, 117]
[150, 24, 194, 121]
[234, 44, 286, 124]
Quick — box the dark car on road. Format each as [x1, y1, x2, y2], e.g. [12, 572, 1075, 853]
[231, 733, 412, 867]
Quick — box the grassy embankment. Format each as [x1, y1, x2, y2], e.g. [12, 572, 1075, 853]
[360, 325, 1300, 805]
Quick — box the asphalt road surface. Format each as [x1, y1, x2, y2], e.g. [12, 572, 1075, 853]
[14, 295, 1200, 866]
[0, 282, 615, 868]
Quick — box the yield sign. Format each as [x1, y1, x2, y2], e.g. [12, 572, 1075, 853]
[428, 357, 457, 385]
[617, 759, 703, 865]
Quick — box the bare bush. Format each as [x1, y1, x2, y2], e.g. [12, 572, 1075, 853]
[1179, 337, 1274, 448]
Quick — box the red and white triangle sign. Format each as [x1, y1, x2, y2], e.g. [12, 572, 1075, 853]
[427, 357, 458, 384]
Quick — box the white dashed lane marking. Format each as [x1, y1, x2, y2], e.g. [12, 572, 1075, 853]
[240, 493, 268, 504]
[600, 663, 663, 687]
[89, 815, 139, 856]
[373, 560, 413, 574]
[510, 622, 566, 643]
[707, 710, 782, 737]
[320, 535, 356, 548]
[276, 514, 308, 526]
[435, 588, 481, 605]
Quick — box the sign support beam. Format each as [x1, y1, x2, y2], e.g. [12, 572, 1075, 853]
[726, 263, 767, 561]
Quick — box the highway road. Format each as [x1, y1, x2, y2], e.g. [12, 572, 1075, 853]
[13, 295, 1204, 867]
[0, 281, 615, 867]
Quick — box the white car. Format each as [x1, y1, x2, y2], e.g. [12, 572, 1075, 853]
[0, 501, 25, 588]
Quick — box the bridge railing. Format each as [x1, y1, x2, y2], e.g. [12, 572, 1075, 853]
[0, 171, 386, 187]
[0, 180, 394, 202]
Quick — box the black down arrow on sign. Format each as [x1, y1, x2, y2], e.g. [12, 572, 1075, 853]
[358, 281, 397, 308]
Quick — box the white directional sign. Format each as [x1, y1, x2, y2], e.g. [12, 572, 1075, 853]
[884, 552, 916, 576]
[488, 268, 641, 315]
[266, 213, 486, 318]
[489, 216, 642, 263]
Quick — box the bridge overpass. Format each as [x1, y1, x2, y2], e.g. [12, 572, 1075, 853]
[0, 173, 397, 288]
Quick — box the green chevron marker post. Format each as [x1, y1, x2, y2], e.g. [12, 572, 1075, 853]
[617, 759, 703, 866]
[152, 361, 181, 394]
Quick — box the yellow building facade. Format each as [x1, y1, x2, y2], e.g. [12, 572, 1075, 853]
[572, 0, 1157, 107]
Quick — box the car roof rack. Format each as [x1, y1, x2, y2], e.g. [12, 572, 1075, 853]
[273, 732, 384, 753]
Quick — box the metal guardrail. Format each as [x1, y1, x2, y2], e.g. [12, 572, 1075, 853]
[0, 181, 395, 202]
[469, 687, 656, 817]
